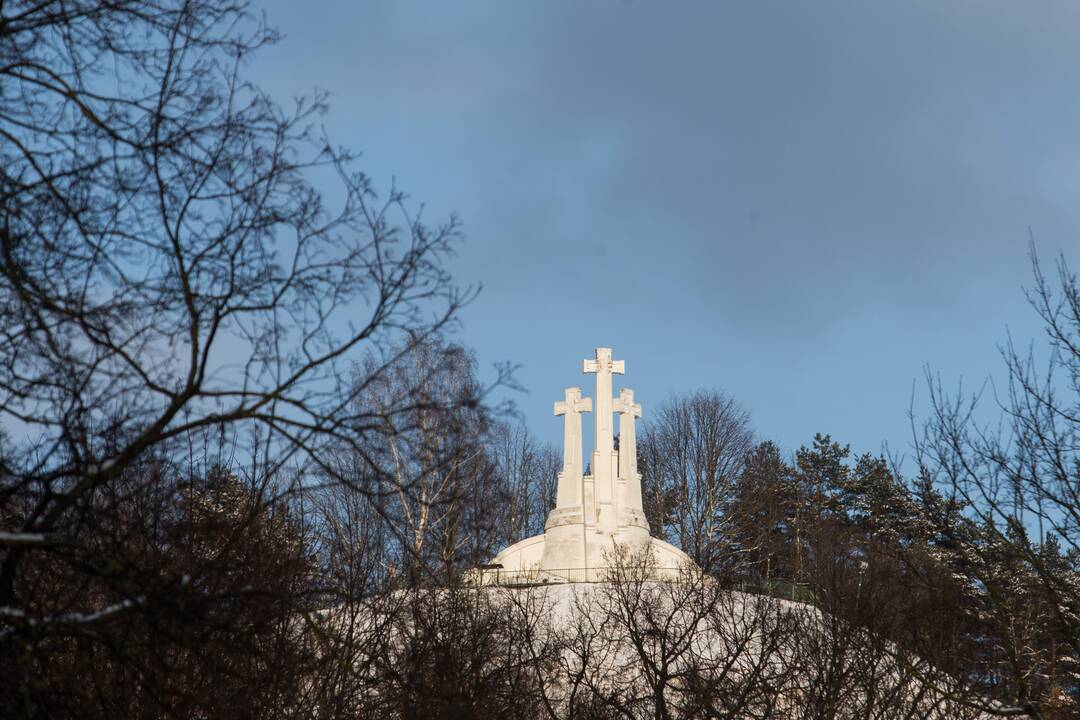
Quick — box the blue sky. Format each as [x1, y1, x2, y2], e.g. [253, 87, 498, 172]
[252, 1, 1080, 460]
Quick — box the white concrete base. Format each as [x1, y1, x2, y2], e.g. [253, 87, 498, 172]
[491, 534, 546, 574]
[482, 347, 700, 584]
[492, 530, 694, 583]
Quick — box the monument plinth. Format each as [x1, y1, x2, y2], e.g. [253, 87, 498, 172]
[488, 347, 693, 581]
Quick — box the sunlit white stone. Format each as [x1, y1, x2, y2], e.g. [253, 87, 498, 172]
[491, 346, 694, 580]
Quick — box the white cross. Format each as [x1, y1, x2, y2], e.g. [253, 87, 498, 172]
[554, 388, 592, 507]
[613, 387, 642, 420]
[583, 347, 623, 450]
[614, 387, 644, 517]
[582, 347, 625, 377]
[554, 387, 593, 419]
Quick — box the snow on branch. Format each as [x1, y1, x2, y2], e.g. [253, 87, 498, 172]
[0, 532, 49, 546]
[0, 597, 144, 637]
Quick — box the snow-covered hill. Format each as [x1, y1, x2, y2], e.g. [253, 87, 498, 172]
[317, 577, 1011, 719]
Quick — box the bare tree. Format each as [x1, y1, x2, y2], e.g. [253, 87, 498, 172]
[327, 582, 552, 720]
[333, 340, 495, 583]
[0, 1, 487, 715]
[590, 548, 781, 720]
[916, 247, 1080, 717]
[640, 391, 754, 573]
[1, 451, 323, 718]
[487, 419, 561, 545]
[299, 532, 1001, 720]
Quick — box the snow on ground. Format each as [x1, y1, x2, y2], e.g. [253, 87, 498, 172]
[316, 580, 1011, 718]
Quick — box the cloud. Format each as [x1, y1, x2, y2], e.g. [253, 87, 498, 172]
[252, 0, 1080, 453]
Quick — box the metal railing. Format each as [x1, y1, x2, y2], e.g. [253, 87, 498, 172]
[737, 578, 816, 604]
[469, 566, 688, 587]
[466, 566, 817, 604]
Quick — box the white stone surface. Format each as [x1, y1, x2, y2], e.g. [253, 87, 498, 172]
[553, 387, 591, 510]
[614, 387, 646, 530]
[491, 346, 695, 579]
[584, 348, 622, 535]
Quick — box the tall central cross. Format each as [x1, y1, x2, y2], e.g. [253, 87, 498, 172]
[554, 387, 592, 508]
[583, 348, 624, 529]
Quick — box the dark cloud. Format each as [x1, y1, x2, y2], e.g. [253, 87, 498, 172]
[253, 1, 1080, 456]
